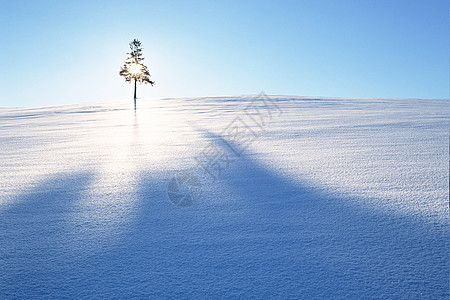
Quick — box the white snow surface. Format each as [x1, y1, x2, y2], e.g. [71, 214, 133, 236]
[0, 95, 448, 298]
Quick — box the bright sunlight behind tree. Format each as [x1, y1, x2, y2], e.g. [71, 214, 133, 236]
[120, 39, 155, 109]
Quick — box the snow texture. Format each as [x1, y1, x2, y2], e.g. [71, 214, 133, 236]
[0, 96, 448, 298]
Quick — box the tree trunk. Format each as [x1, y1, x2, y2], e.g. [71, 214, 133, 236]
[133, 78, 137, 110]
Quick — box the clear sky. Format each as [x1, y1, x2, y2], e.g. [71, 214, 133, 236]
[0, 0, 448, 107]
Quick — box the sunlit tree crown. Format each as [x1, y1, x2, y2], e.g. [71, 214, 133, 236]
[120, 39, 155, 85]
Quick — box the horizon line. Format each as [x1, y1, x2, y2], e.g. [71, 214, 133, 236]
[1, 94, 449, 109]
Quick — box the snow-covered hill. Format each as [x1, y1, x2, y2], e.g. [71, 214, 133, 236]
[0, 95, 448, 298]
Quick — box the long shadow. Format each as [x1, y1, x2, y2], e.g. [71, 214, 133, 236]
[211, 131, 450, 298]
[125, 131, 449, 299]
[1, 139, 447, 298]
[0, 171, 93, 299]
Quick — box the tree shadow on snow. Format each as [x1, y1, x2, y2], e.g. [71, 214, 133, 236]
[127, 130, 449, 299]
[0, 171, 94, 298]
[0, 133, 448, 299]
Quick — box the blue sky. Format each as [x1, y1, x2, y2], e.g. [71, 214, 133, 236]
[0, 0, 448, 107]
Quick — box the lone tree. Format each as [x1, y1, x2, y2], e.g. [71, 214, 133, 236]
[120, 39, 155, 109]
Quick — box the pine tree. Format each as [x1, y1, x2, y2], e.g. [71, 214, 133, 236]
[120, 39, 155, 109]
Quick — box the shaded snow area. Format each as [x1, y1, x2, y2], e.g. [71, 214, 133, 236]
[0, 95, 448, 298]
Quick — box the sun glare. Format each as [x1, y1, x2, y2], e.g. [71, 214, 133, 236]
[129, 63, 142, 75]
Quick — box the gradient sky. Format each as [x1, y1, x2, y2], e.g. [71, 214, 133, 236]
[0, 0, 448, 107]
